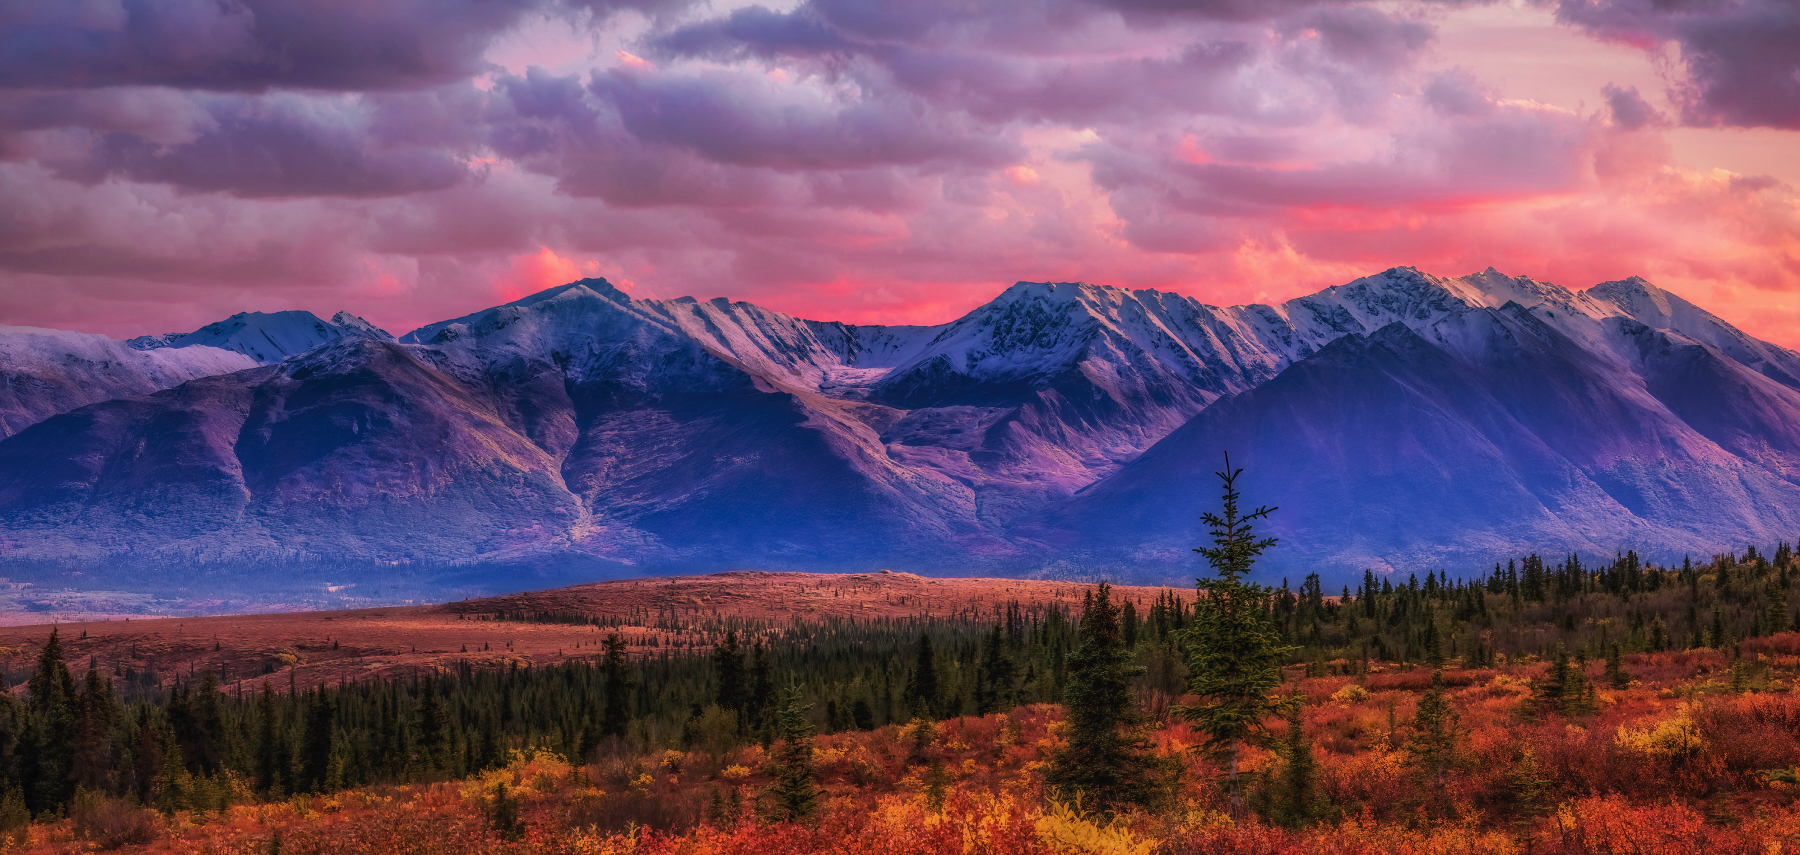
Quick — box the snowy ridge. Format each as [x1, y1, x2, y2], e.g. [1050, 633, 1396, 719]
[1587, 277, 1800, 388]
[130, 309, 391, 364]
[0, 325, 257, 438]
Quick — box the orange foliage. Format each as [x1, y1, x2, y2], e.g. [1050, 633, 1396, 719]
[25, 645, 1800, 854]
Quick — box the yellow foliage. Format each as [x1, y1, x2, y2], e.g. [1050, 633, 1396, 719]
[1332, 683, 1372, 704]
[719, 764, 751, 781]
[1488, 674, 1530, 694]
[1614, 704, 1705, 759]
[460, 748, 573, 799]
[1034, 800, 1158, 855]
[1169, 808, 1234, 834]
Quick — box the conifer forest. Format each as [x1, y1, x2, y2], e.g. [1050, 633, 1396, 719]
[7, 479, 1800, 852]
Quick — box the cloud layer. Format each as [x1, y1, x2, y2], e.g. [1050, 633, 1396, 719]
[0, 0, 1795, 347]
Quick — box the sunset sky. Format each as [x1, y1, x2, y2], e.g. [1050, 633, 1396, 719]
[1, 0, 1796, 345]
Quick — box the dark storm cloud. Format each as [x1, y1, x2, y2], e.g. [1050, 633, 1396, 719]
[592, 69, 1017, 171]
[876, 40, 1260, 125]
[653, 1, 1439, 130]
[1603, 84, 1661, 130]
[57, 93, 469, 198]
[655, 6, 1263, 125]
[653, 6, 853, 61]
[1556, 0, 1800, 129]
[1303, 6, 1434, 72]
[0, 0, 688, 93]
[480, 66, 1014, 208]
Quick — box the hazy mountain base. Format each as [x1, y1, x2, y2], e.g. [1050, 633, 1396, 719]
[0, 551, 1169, 617]
[0, 556, 646, 618]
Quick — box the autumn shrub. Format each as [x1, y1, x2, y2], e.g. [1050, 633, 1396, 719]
[1364, 668, 1490, 693]
[560, 785, 709, 835]
[1692, 696, 1800, 787]
[68, 789, 159, 850]
[1544, 794, 1800, 854]
[1154, 810, 1521, 855]
[664, 789, 1050, 855]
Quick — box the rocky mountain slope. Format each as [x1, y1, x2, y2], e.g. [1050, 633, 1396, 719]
[2, 267, 1796, 585]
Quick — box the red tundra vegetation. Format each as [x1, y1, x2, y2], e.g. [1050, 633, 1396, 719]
[11, 643, 1800, 854]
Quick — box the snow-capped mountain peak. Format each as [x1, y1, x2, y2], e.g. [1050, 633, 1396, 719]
[330, 312, 394, 339]
[1588, 275, 1800, 388]
[129, 309, 381, 363]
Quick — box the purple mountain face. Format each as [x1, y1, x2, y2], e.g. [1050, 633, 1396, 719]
[2, 267, 1797, 586]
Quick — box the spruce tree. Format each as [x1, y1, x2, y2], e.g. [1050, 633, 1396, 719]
[904, 634, 941, 719]
[766, 685, 820, 823]
[1046, 583, 1168, 813]
[1180, 454, 1293, 819]
[712, 631, 746, 718]
[976, 625, 1016, 716]
[600, 634, 631, 740]
[749, 642, 775, 733]
[416, 678, 449, 772]
[1605, 643, 1632, 689]
[1403, 670, 1464, 814]
[1266, 694, 1330, 827]
[299, 692, 337, 793]
[1536, 645, 1594, 717]
[486, 782, 525, 840]
[70, 662, 117, 793]
[23, 628, 76, 814]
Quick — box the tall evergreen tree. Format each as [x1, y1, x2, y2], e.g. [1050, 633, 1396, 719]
[1180, 454, 1293, 819]
[70, 661, 117, 794]
[904, 634, 941, 720]
[712, 631, 747, 718]
[1046, 583, 1168, 813]
[975, 625, 1016, 716]
[600, 634, 631, 740]
[23, 628, 76, 814]
[1403, 670, 1464, 814]
[299, 692, 337, 793]
[416, 677, 449, 773]
[748, 642, 775, 733]
[766, 685, 819, 823]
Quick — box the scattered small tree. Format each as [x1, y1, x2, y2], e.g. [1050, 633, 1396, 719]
[1264, 694, 1331, 827]
[486, 782, 525, 841]
[1180, 453, 1294, 819]
[1605, 643, 1632, 689]
[1535, 644, 1595, 717]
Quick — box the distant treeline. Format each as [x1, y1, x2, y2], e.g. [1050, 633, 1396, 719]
[2, 540, 1797, 823]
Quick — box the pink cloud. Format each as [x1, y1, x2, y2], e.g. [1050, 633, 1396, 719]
[0, 0, 1793, 355]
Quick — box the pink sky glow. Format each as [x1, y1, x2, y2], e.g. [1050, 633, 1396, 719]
[0, 0, 1795, 345]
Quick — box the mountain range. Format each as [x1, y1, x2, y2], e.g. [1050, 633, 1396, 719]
[2, 267, 1797, 589]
